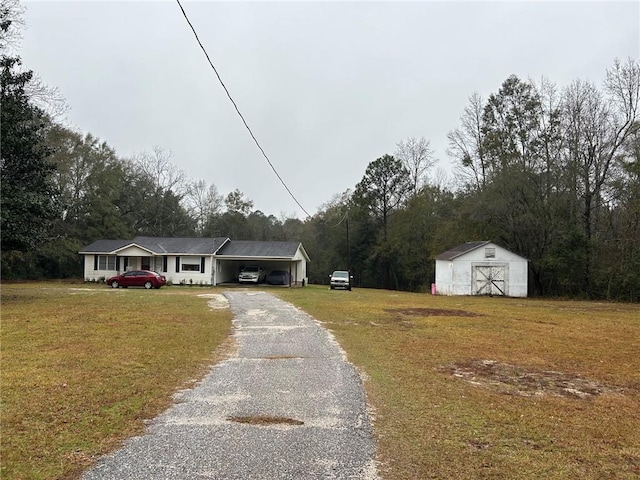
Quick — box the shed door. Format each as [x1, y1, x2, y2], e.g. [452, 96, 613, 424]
[473, 264, 507, 296]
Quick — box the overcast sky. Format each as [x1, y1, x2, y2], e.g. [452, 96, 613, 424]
[20, 0, 640, 219]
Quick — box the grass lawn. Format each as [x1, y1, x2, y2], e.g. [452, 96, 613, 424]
[2, 282, 639, 479]
[274, 285, 640, 479]
[1, 282, 232, 480]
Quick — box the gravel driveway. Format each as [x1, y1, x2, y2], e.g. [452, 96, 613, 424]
[82, 290, 378, 479]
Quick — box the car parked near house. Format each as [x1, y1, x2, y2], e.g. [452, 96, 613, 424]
[329, 270, 352, 290]
[107, 270, 167, 289]
[238, 266, 266, 284]
[266, 270, 291, 285]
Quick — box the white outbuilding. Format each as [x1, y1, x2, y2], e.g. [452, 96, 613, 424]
[434, 241, 528, 297]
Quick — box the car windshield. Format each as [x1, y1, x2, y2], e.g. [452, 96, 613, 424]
[243, 266, 260, 272]
[333, 271, 349, 278]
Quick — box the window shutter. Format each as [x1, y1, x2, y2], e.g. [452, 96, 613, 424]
[116, 257, 120, 271]
[163, 256, 168, 272]
[176, 256, 180, 273]
[94, 255, 98, 271]
[201, 257, 205, 274]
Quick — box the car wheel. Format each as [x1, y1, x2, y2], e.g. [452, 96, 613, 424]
[144, 281, 153, 289]
[111, 280, 119, 288]
[330, 285, 335, 290]
[347, 286, 352, 291]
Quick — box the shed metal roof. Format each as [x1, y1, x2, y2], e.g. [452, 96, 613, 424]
[435, 241, 491, 260]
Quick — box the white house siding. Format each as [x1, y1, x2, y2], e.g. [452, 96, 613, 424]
[435, 244, 528, 297]
[83, 253, 216, 285]
[83, 255, 119, 281]
[81, 238, 309, 287]
[166, 255, 214, 285]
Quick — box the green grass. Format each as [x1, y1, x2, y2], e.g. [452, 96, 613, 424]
[3, 283, 639, 479]
[1, 283, 232, 480]
[275, 285, 640, 479]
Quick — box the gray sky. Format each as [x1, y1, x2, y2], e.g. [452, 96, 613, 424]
[20, 1, 640, 219]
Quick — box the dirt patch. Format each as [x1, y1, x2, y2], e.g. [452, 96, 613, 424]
[440, 359, 620, 399]
[228, 415, 304, 426]
[386, 308, 484, 318]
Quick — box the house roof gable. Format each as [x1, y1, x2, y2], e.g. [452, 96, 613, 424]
[79, 237, 229, 255]
[132, 236, 229, 255]
[78, 239, 134, 254]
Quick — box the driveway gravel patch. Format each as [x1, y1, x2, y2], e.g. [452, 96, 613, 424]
[82, 290, 378, 479]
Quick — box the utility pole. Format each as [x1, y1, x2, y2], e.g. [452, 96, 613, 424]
[346, 210, 352, 285]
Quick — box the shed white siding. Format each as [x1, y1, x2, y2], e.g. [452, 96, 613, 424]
[435, 242, 528, 297]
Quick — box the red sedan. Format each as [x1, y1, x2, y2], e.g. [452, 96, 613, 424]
[106, 270, 167, 289]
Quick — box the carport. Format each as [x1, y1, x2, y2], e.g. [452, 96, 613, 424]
[213, 241, 309, 286]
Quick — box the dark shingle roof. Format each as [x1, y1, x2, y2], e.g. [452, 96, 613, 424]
[132, 237, 228, 255]
[216, 240, 304, 259]
[78, 239, 133, 254]
[78, 237, 310, 260]
[79, 237, 229, 255]
[435, 241, 491, 260]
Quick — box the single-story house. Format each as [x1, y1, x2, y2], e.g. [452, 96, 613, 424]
[79, 236, 309, 286]
[434, 241, 528, 297]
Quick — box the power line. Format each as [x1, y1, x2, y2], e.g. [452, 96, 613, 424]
[175, 0, 311, 218]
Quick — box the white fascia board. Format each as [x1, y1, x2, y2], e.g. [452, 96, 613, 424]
[213, 238, 232, 255]
[113, 243, 157, 255]
[296, 243, 311, 262]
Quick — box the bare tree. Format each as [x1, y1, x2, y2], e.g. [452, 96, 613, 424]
[186, 179, 223, 235]
[1, 0, 66, 117]
[0, 0, 24, 52]
[133, 147, 186, 196]
[130, 147, 191, 236]
[394, 136, 435, 193]
[447, 92, 488, 190]
[562, 57, 640, 293]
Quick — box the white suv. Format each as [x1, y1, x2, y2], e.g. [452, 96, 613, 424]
[329, 270, 352, 290]
[239, 266, 266, 284]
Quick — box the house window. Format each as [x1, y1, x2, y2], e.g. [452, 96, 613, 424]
[182, 263, 200, 272]
[97, 255, 117, 270]
[485, 247, 496, 259]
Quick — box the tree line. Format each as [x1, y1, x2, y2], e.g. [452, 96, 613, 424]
[1, 3, 638, 299]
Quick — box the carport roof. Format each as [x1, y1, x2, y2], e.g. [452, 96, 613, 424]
[216, 240, 308, 260]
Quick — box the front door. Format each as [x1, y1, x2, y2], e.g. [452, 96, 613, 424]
[473, 264, 507, 296]
[141, 257, 151, 271]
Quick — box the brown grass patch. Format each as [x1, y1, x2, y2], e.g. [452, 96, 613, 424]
[275, 285, 640, 480]
[228, 415, 304, 426]
[386, 307, 484, 317]
[440, 359, 624, 399]
[1, 283, 233, 480]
